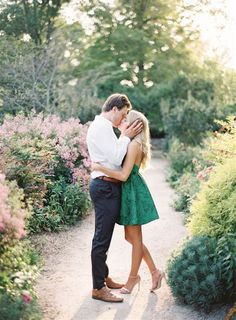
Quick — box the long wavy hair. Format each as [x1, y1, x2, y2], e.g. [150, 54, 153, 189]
[127, 110, 151, 169]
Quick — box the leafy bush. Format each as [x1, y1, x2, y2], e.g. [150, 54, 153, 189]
[173, 172, 200, 214]
[188, 158, 236, 238]
[0, 292, 41, 320]
[0, 239, 40, 298]
[166, 139, 201, 185]
[157, 75, 215, 106]
[0, 173, 30, 240]
[0, 134, 56, 208]
[203, 116, 236, 165]
[167, 235, 236, 311]
[161, 96, 218, 145]
[0, 113, 91, 232]
[29, 177, 90, 232]
[0, 173, 40, 318]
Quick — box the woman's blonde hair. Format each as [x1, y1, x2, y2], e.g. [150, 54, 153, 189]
[127, 110, 151, 169]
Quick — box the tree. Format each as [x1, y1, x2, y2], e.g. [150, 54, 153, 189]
[78, 0, 202, 88]
[0, 0, 70, 44]
[0, 36, 63, 116]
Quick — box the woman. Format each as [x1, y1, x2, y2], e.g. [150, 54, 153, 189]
[92, 110, 165, 294]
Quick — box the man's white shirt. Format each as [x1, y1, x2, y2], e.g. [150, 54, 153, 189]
[86, 115, 130, 179]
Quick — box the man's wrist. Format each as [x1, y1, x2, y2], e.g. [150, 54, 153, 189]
[120, 135, 130, 142]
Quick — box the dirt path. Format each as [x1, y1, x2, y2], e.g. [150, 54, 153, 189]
[35, 150, 227, 320]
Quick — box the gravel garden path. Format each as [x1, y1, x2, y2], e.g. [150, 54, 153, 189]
[35, 147, 228, 320]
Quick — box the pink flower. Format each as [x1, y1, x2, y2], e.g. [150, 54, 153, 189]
[22, 291, 32, 304]
[197, 172, 204, 180]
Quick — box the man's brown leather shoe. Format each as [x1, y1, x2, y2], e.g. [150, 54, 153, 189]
[105, 277, 125, 289]
[92, 286, 123, 303]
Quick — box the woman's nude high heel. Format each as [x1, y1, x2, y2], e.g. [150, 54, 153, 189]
[150, 269, 165, 292]
[120, 275, 141, 294]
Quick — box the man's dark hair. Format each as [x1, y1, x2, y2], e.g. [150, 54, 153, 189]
[102, 93, 132, 112]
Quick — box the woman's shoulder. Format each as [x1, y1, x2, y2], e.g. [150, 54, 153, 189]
[127, 140, 143, 159]
[128, 140, 141, 151]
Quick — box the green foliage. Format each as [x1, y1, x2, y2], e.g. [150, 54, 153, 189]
[0, 132, 57, 209]
[0, 36, 70, 117]
[188, 158, 236, 238]
[0, 239, 40, 297]
[80, 0, 202, 87]
[200, 60, 236, 106]
[0, 113, 91, 233]
[0, 174, 41, 318]
[0, 176, 31, 240]
[173, 172, 200, 214]
[120, 86, 164, 137]
[166, 139, 200, 184]
[0, 0, 70, 44]
[203, 117, 236, 165]
[46, 178, 90, 225]
[75, 0, 209, 132]
[0, 292, 41, 320]
[167, 235, 236, 311]
[161, 96, 218, 145]
[29, 178, 91, 233]
[157, 75, 215, 106]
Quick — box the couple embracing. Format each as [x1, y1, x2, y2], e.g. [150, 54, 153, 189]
[86, 93, 165, 303]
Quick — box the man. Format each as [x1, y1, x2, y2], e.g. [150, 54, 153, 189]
[86, 93, 142, 303]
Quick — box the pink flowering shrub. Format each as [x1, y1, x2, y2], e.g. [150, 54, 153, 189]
[0, 173, 29, 241]
[0, 113, 91, 232]
[0, 113, 90, 188]
[0, 239, 40, 310]
[0, 174, 39, 309]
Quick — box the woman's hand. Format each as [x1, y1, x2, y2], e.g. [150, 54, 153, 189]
[91, 162, 102, 171]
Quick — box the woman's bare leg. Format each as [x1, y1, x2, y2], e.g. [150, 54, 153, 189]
[124, 227, 163, 291]
[121, 225, 142, 292]
[142, 244, 157, 273]
[124, 225, 143, 276]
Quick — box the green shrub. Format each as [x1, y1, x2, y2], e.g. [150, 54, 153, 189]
[167, 235, 236, 311]
[166, 139, 200, 185]
[0, 113, 91, 233]
[0, 292, 41, 320]
[0, 134, 57, 209]
[203, 116, 236, 165]
[173, 172, 200, 214]
[0, 239, 40, 298]
[0, 173, 41, 318]
[28, 177, 91, 232]
[0, 174, 31, 240]
[188, 158, 236, 238]
[161, 96, 218, 145]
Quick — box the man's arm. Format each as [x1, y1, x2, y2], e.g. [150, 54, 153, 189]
[92, 142, 140, 181]
[92, 124, 130, 166]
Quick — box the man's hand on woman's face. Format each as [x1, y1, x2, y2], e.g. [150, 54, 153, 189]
[121, 119, 143, 139]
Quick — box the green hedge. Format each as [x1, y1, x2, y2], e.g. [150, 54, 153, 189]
[167, 235, 236, 311]
[188, 158, 236, 238]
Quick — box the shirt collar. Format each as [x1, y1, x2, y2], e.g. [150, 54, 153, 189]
[95, 114, 112, 126]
